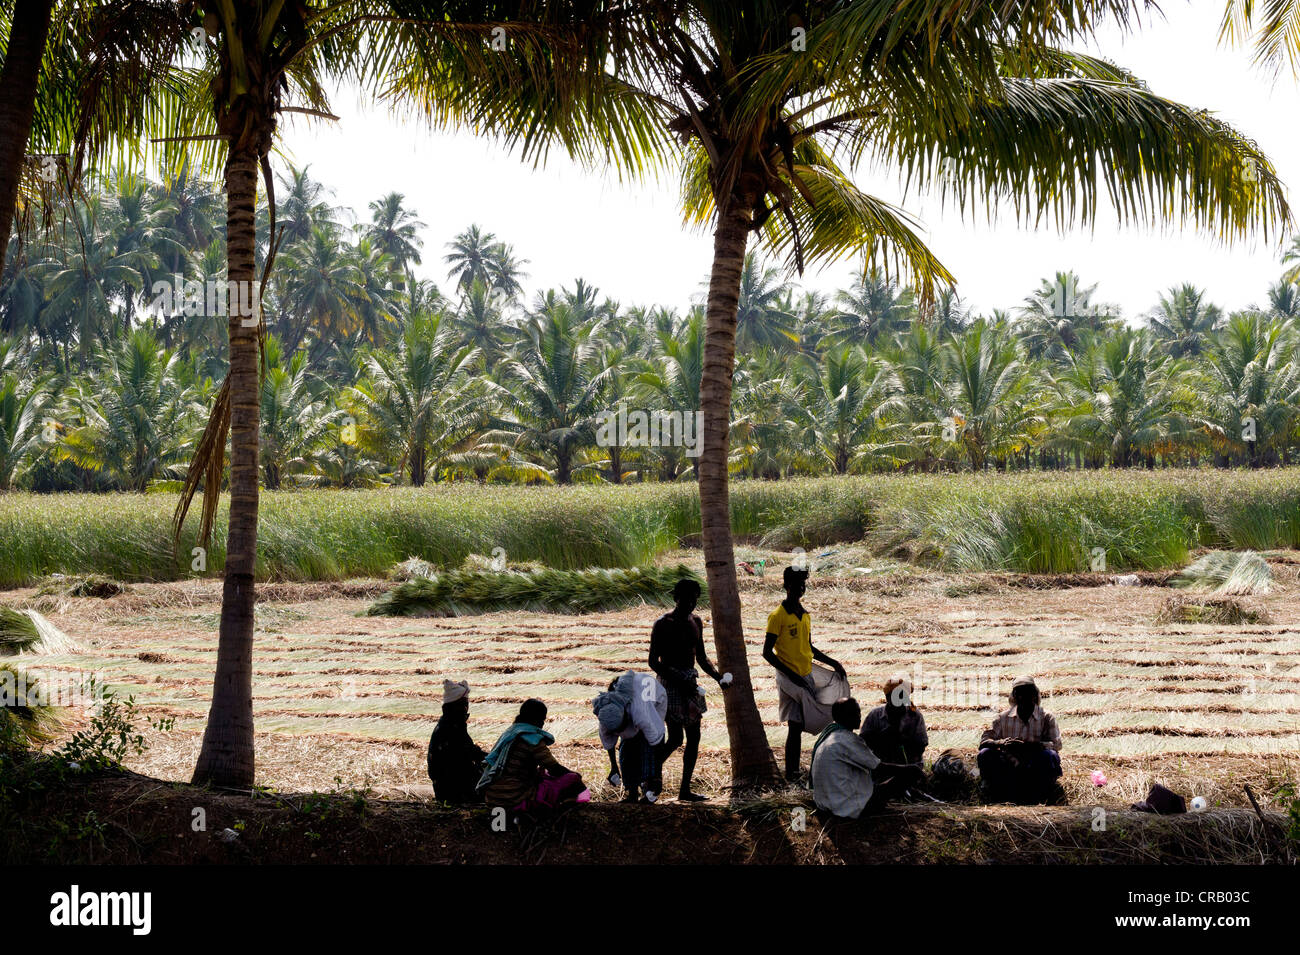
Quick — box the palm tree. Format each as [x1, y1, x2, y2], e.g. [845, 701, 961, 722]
[452, 278, 512, 364]
[275, 226, 366, 358]
[794, 345, 897, 475]
[614, 0, 1284, 787]
[0, 1, 190, 261]
[59, 328, 201, 491]
[0, 0, 55, 260]
[880, 323, 952, 470]
[444, 224, 501, 292]
[0, 340, 51, 490]
[1268, 279, 1300, 320]
[730, 253, 798, 352]
[731, 350, 804, 477]
[347, 235, 404, 351]
[494, 302, 612, 484]
[1060, 328, 1185, 468]
[105, 172, 188, 334]
[1197, 311, 1300, 467]
[635, 309, 706, 480]
[925, 288, 975, 338]
[486, 242, 529, 299]
[258, 337, 338, 490]
[1017, 271, 1117, 362]
[828, 267, 916, 347]
[364, 192, 425, 298]
[153, 159, 224, 265]
[35, 195, 151, 364]
[349, 311, 486, 486]
[155, 1, 660, 789]
[1281, 236, 1300, 286]
[1147, 284, 1222, 358]
[944, 319, 1040, 471]
[275, 164, 339, 245]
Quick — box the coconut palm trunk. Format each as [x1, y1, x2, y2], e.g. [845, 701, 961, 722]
[0, 0, 54, 261]
[700, 185, 779, 788]
[190, 141, 266, 788]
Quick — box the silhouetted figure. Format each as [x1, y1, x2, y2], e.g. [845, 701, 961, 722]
[594, 671, 668, 803]
[763, 566, 847, 782]
[860, 677, 928, 800]
[649, 578, 727, 801]
[477, 699, 586, 813]
[977, 676, 1063, 804]
[427, 679, 486, 803]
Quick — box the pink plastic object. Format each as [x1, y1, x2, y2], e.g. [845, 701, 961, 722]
[1090, 770, 1108, 787]
[575, 788, 592, 803]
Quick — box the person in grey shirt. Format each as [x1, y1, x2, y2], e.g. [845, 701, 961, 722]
[811, 697, 915, 819]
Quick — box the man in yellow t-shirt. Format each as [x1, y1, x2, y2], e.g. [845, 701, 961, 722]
[763, 566, 847, 782]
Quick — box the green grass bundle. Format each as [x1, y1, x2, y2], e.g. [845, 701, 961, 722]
[367, 564, 705, 617]
[1171, 551, 1272, 596]
[0, 607, 39, 655]
[0, 664, 62, 747]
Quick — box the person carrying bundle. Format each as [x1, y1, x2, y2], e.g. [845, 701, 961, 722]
[763, 566, 848, 782]
[977, 676, 1063, 804]
[593, 670, 669, 803]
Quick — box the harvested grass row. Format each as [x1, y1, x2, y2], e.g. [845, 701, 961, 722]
[366, 564, 705, 617]
[36, 574, 131, 599]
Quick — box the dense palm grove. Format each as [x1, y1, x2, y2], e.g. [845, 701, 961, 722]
[4, 168, 1300, 493]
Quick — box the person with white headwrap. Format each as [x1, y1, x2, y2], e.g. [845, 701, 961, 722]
[592, 671, 667, 803]
[427, 678, 485, 803]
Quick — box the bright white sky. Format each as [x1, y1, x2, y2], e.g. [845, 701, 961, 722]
[273, 2, 1300, 321]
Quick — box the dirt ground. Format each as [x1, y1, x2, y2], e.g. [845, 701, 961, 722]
[8, 549, 1300, 814]
[7, 772, 1290, 865]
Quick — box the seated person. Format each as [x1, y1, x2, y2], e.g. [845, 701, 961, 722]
[477, 699, 587, 813]
[811, 697, 912, 820]
[860, 677, 928, 799]
[593, 671, 668, 803]
[977, 676, 1063, 804]
[426, 679, 486, 804]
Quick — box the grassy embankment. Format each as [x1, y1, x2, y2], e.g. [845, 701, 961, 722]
[3, 469, 1300, 586]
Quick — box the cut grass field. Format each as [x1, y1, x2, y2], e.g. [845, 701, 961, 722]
[8, 545, 1299, 820]
[8, 469, 1300, 586]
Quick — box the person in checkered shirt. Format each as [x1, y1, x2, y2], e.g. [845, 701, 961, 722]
[977, 676, 1063, 804]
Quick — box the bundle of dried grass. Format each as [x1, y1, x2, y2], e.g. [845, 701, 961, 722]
[1156, 594, 1270, 626]
[0, 664, 64, 745]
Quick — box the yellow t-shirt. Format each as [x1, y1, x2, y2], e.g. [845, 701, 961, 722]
[767, 605, 812, 677]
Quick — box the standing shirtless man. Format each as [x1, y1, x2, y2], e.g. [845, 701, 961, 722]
[648, 578, 728, 802]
